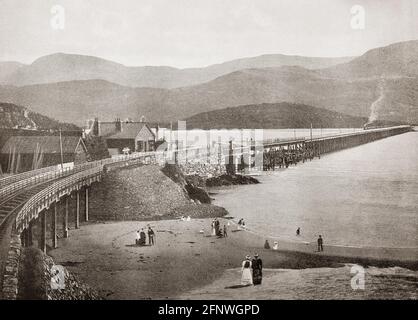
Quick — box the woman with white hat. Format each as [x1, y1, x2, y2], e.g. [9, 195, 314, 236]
[241, 255, 253, 286]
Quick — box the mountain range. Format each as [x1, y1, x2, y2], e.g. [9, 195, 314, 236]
[0, 53, 353, 89]
[0, 40, 417, 127]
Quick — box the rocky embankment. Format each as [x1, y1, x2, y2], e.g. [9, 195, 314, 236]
[88, 164, 227, 220]
[88, 163, 260, 221]
[205, 173, 260, 187]
[18, 247, 101, 300]
[161, 164, 212, 204]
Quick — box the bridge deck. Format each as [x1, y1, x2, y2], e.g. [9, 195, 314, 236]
[0, 181, 56, 298]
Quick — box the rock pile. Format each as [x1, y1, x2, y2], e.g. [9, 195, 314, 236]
[206, 174, 260, 187]
[18, 247, 101, 300]
[89, 164, 190, 220]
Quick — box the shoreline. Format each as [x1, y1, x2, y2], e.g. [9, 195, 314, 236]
[208, 183, 417, 264]
[226, 220, 418, 266]
[48, 217, 417, 300]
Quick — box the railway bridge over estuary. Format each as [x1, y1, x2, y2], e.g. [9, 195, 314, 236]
[0, 125, 412, 299]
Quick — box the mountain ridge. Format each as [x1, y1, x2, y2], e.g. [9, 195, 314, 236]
[0, 40, 416, 125]
[181, 102, 372, 129]
[0, 52, 354, 88]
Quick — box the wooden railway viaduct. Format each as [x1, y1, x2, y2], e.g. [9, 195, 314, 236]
[0, 125, 412, 299]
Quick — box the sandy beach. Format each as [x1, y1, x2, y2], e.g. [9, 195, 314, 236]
[48, 218, 418, 300]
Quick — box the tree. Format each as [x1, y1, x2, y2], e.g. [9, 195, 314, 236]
[83, 135, 110, 161]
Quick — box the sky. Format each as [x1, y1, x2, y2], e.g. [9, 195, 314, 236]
[0, 0, 417, 68]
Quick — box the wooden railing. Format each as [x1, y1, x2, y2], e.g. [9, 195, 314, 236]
[13, 150, 169, 233]
[0, 165, 59, 189]
[0, 167, 73, 201]
[15, 166, 103, 234]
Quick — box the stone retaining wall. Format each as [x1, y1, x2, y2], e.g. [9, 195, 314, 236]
[1, 232, 21, 300]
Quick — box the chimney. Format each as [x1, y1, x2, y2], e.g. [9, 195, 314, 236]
[155, 124, 159, 140]
[115, 118, 122, 132]
[92, 117, 101, 136]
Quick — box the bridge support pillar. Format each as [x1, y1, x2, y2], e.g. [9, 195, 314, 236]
[75, 191, 80, 229]
[52, 202, 57, 249]
[21, 223, 34, 247]
[85, 187, 89, 222]
[63, 196, 69, 238]
[27, 221, 33, 246]
[21, 229, 28, 247]
[39, 210, 46, 253]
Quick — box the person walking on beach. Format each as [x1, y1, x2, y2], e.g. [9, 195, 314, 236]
[135, 230, 140, 245]
[296, 227, 300, 236]
[211, 219, 216, 236]
[148, 227, 155, 245]
[252, 254, 263, 285]
[317, 235, 323, 252]
[139, 228, 146, 246]
[214, 218, 220, 236]
[241, 255, 253, 286]
[223, 224, 228, 237]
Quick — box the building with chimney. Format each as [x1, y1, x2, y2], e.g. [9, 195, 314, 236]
[91, 118, 156, 155]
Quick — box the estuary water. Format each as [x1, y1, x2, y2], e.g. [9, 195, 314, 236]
[213, 131, 418, 249]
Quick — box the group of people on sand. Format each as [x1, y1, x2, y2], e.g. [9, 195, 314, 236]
[241, 254, 263, 286]
[135, 226, 155, 246]
[263, 227, 325, 252]
[211, 218, 228, 238]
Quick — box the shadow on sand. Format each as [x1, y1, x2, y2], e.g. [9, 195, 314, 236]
[125, 244, 151, 247]
[224, 284, 252, 289]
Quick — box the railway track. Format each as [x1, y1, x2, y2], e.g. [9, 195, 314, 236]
[0, 181, 55, 298]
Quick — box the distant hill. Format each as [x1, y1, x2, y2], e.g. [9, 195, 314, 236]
[0, 61, 25, 83]
[320, 40, 418, 79]
[0, 41, 416, 125]
[0, 102, 79, 130]
[182, 102, 370, 129]
[0, 52, 353, 88]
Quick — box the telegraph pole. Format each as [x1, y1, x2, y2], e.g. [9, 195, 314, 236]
[59, 129, 64, 170]
[310, 123, 313, 141]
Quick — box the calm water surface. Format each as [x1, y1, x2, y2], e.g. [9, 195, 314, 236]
[213, 131, 418, 249]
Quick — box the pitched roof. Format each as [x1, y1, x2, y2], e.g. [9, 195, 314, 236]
[106, 122, 154, 139]
[1, 135, 85, 154]
[98, 122, 118, 136]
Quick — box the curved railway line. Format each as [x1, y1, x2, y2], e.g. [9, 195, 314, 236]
[0, 181, 57, 296]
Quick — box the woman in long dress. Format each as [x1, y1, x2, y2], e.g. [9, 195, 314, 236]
[211, 220, 216, 236]
[241, 255, 253, 286]
[252, 254, 263, 285]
